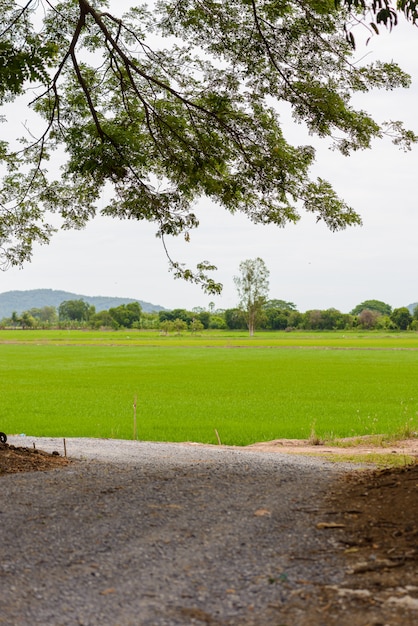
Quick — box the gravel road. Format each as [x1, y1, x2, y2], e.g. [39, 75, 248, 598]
[1, 437, 356, 625]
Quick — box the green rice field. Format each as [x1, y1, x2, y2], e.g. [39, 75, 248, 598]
[1, 330, 417, 445]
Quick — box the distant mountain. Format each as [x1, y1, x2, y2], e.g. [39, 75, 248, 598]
[0, 289, 165, 319]
[407, 303, 417, 314]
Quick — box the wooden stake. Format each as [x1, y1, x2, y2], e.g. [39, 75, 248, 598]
[215, 429, 221, 445]
[63, 438, 67, 457]
[133, 395, 138, 440]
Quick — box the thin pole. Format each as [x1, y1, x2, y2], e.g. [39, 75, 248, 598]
[133, 395, 138, 440]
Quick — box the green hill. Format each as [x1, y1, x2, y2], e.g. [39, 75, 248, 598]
[0, 289, 165, 319]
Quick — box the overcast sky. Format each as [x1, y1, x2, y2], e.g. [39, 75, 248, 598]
[1, 7, 418, 313]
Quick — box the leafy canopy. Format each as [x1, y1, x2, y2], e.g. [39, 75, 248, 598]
[0, 1, 417, 292]
[351, 299, 392, 316]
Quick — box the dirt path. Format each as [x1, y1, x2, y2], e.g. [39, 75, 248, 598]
[246, 435, 418, 458]
[0, 437, 417, 625]
[4, 434, 418, 466]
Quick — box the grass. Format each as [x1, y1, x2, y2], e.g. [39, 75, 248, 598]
[307, 453, 417, 468]
[0, 330, 417, 445]
[2, 328, 418, 348]
[323, 432, 416, 448]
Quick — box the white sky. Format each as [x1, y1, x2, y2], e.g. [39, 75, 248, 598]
[1, 6, 418, 313]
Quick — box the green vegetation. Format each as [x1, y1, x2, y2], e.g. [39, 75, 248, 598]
[307, 453, 416, 468]
[1, 3, 416, 289]
[3, 290, 417, 333]
[3, 297, 418, 332]
[234, 257, 270, 336]
[1, 329, 418, 348]
[0, 331, 417, 445]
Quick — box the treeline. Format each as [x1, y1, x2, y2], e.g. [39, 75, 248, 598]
[1, 298, 418, 332]
[1, 300, 143, 330]
[223, 301, 417, 332]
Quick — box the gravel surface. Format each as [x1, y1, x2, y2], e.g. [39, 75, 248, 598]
[1, 437, 358, 625]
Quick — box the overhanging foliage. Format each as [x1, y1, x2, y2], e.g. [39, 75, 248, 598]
[0, 0, 416, 291]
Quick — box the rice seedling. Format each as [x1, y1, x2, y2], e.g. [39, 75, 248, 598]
[0, 332, 417, 445]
